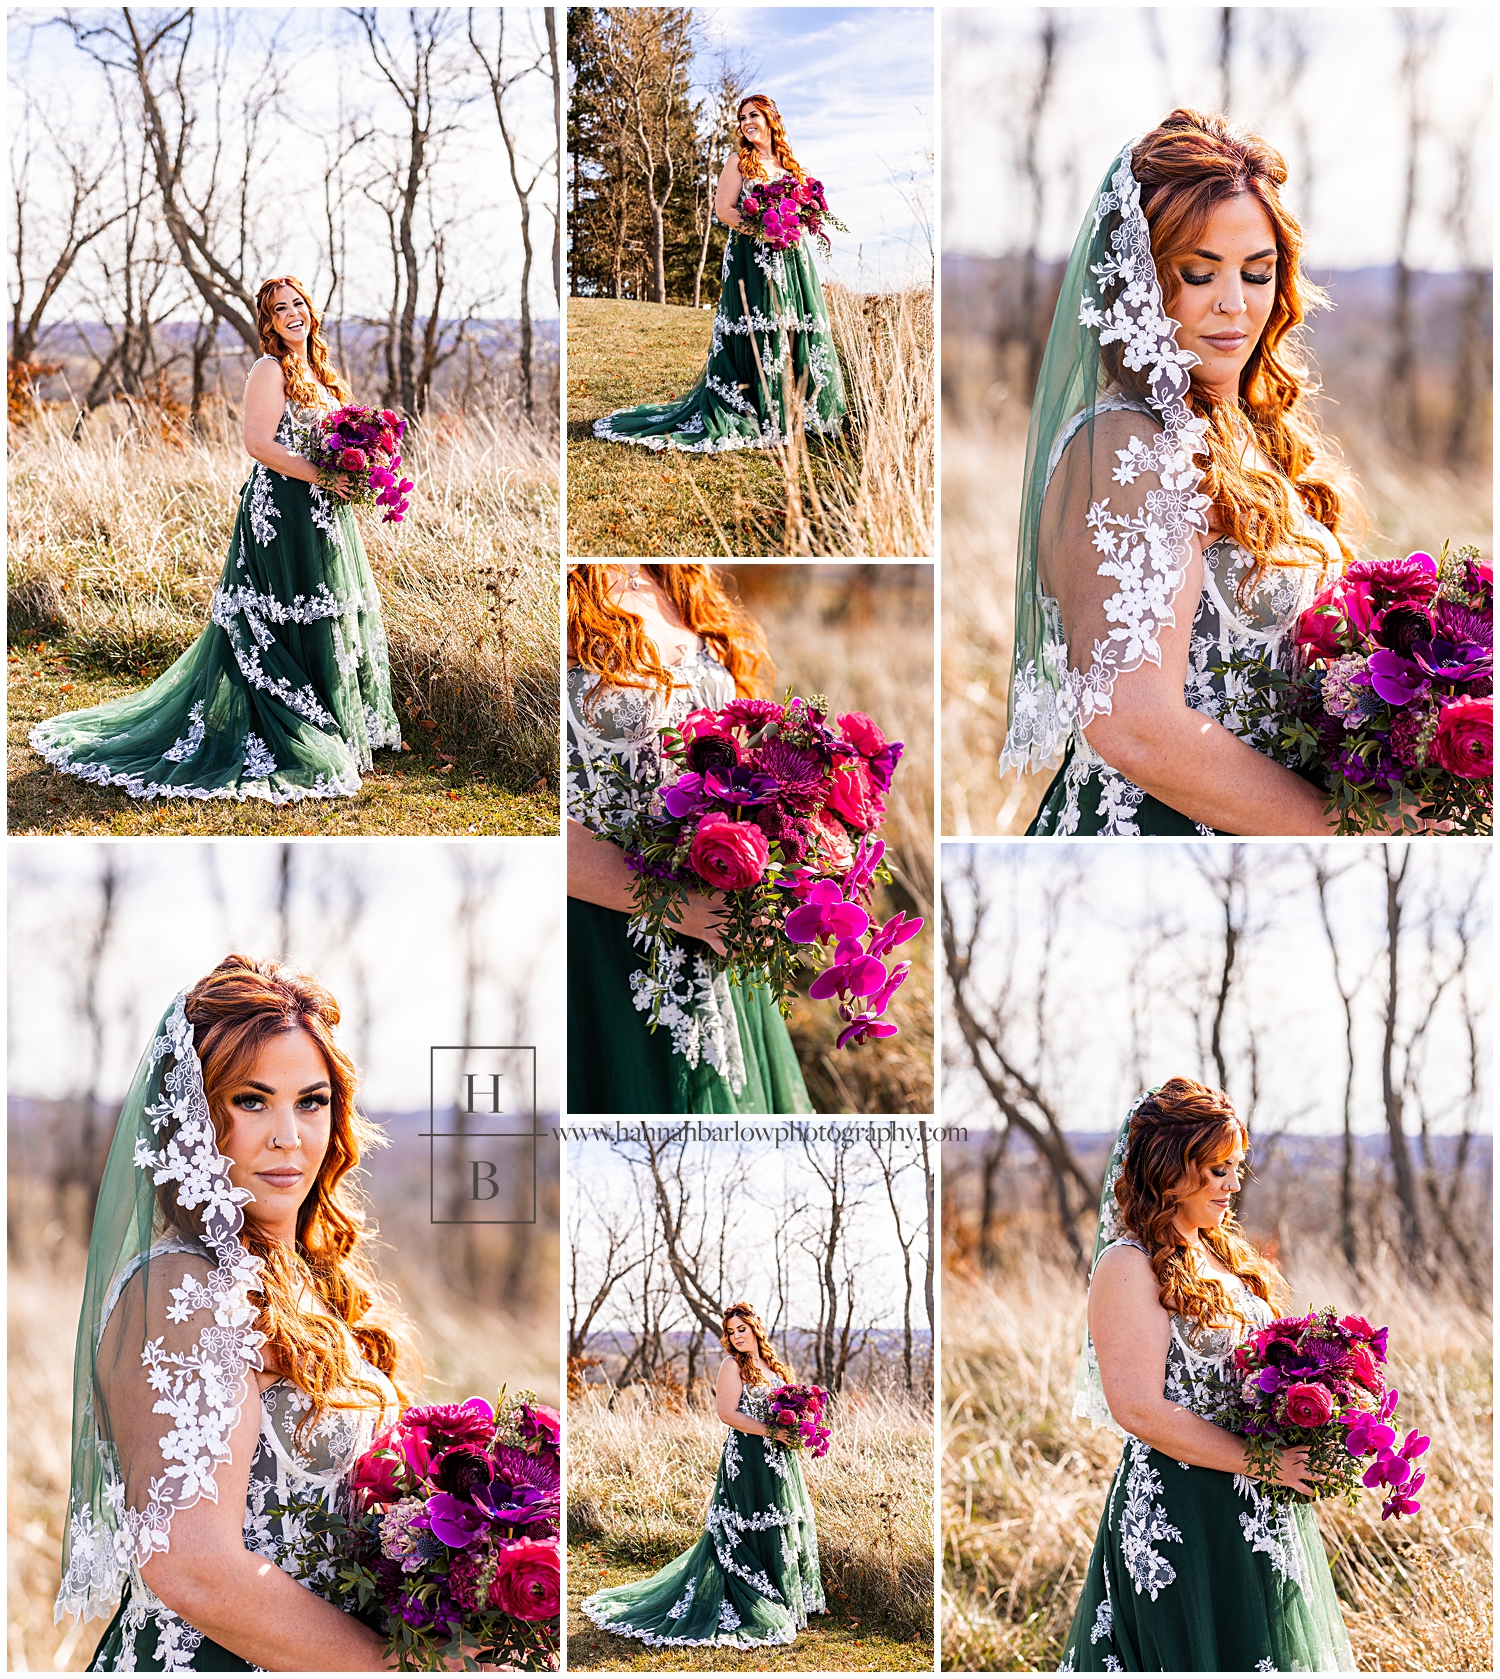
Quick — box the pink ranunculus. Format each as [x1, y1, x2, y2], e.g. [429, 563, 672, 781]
[825, 758, 885, 831]
[679, 707, 726, 746]
[1282, 1381, 1336, 1429]
[489, 1538, 562, 1621]
[1429, 695, 1492, 778]
[339, 447, 368, 472]
[837, 711, 888, 757]
[350, 1425, 407, 1503]
[687, 811, 770, 890]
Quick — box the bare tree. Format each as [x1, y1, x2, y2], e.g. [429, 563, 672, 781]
[468, 8, 552, 420]
[1013, 11, 1064, 396]
[567, 1184, 643, 1362]
[869, 1133, 922, 1393]
[544, 7, 561, 307]
[688, 60, 743, 310]
[1388, 10, 1446, 452]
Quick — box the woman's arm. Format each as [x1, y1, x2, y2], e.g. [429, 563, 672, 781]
[566, 816, 726, 953]
[1089, 1244, 1316, 1493]
[714, 156, 745, 228]
[714, 1358, 791, 1442]
[242, 359, 351, 498]
[138, 1394, 393, 1671]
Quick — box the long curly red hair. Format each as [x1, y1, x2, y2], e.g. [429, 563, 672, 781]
[255, 275, 352, 410]
[567, 565, 772, 715]
[174, 955, 414, 1433]
[720, 1301, 792, 1388]
[736, 95, 807, 186]
[1114, 1076, 1288, 1332]
[1118, 109, 1357, 589]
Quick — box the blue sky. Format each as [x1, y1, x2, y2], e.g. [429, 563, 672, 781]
[695, 7, 935, 289]
[944, 7, 1492, 270]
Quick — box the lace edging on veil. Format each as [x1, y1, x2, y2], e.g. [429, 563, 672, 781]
[56, 992, 266, 1624]
[1001, 144, 1213, 775]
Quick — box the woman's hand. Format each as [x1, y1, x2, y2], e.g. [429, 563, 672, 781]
[1272, 1446, 1320, 1497]
[321, 471, 354, 502]
[678, 889, 727, 956]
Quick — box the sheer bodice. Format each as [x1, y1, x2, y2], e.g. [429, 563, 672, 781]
[84, 1238, 398, 1671]
[1026, 396, 1329, 837]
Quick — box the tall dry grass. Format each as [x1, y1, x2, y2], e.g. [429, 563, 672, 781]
[703, 284, 934, 559]
[942, 1235, 1492, 1672]
[6, 402, 560, 788]
[568, 1387, 934, 1643]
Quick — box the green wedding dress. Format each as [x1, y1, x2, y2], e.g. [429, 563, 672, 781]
[566, 651, 812, 1113]
[580, 1381, 824, 1649]
[31, 380, 401, 803]
[592, 180, 846, 453]
[1060, 1236, 1354, 1672]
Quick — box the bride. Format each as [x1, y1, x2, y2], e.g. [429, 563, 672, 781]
[1001, 108, 1365, 837]
[567, 563, 811, 1114]
[57, 955, 413, 1670]
[1060, 1077, 1353, 1671]
[31, 276, 402, 805]
[580, 1302, 824, 1649]
[592, 94, 847, 453]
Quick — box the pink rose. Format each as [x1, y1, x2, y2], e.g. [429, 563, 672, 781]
[489, 1538, 561, 1621]
[687, 812, 770, 890]
[1295, 601, 1347, 661]
[339, 447, 367, 472]
[1430, 696, 1492, 778]
[837, 711, 888, 757]
[824, 758, 884, 831]
[807, 809, 854, 872]
[679, 708, 726, 746]
[1282, 1381, 1336, 1429]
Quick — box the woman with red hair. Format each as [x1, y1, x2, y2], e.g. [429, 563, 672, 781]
[567, 564, 811, 1113]
[1001, 109, 1365, 836]
[592, 93, 846, 453]
[58, 956, 419, 1670]
[32, 276, 402, 806]
[1060, 1078, 1354, 1669]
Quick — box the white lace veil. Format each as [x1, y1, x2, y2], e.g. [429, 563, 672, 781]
[55, 990, 265, 1623]
[1001, 142, 1212, 774]
[1072, 1088, 1156, 1435]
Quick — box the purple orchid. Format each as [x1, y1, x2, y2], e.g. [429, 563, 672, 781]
[840, 836, 886, 896]
[867, 910, 924, 960]
[1344, 1412, 1396, 1458]
[785, 880, 870, 944]
[426, 1492, 487, 1548]
[661, 772, 709, 819]
[808, 937, 888, 1001]
[1381, 1470, 1425, 1521]
[836, 1010, 900, 1049]
[864, 959, 911, 1016]
[1366, 649, 1430, 707]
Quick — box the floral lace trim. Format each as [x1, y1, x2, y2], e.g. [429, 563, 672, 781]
[1115, 1439, 1183, 1601]
[627, 940, 748, 1095]
[578, 1594, 799, 1651]
[56, 993, 266, 1624]
[1234, 1474, 1311, 1592]
[1001, 142, 1211, 774]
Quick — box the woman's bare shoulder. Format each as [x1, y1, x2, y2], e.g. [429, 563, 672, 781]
[246, 355, 286, 392]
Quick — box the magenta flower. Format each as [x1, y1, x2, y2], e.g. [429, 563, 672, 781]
[784, 880, 869, 944]
[1366, 649, 1429, 707]
[841, 836, 886, 895]
[808, 937, 887, 1000]
[426, 1492, 487, 1549]
[661, 771, 710, 819]
[867, 910, 923, 959]
[1381, 1470, 1425, 1520]
[1343, 1412, 1396, 1458]
[836, 1011, 899, 1049]
[864, 960, 911, 1017]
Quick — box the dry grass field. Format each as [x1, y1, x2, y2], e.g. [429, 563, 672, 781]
[941, 1236, 1493, 1673]
[566, 286, 934, 559]
[566, 1388, 934, 1671]
[7, 402, 560, 833]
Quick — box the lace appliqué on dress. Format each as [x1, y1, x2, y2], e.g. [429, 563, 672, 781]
[1116, 1438, 1183, 1601]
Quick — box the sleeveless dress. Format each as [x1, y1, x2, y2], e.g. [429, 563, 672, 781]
[1022, 397, 1328, 837]
[1059, 1238, 1355, 1672]
[579, 1380, 824, 1649]
[85, 1241, 399, 1672]
[31, 372, 401, 803]
[567, 648, 811, 1114]
[591, 176, 846, 453]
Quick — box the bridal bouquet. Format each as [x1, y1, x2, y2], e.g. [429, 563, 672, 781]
[1222, 543, 1492, 834]
[591, 693, 921, 1051]
[764, 1382, 832, 1457]
[739, 175, 850, 256]
[306, 403, 415, 523]
[1210, 1308, 1430, 1521]
[273, 1390, 561, 1670]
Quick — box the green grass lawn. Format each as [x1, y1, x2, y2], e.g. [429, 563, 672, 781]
[566, 1541, 932, 1673]
[566, 298, 850, 559]
[8, 647, 558, 836]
